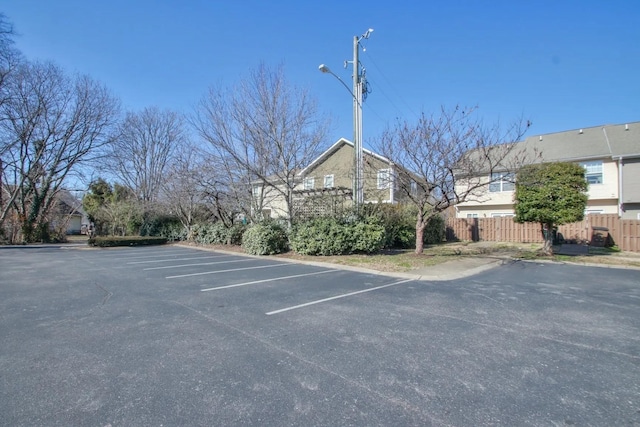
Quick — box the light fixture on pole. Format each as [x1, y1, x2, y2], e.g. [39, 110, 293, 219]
[319, 28, 373, 210]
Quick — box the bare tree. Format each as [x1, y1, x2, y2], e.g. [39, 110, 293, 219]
[0, 60, 119, 242]
[0, 13, 21, 109]
[375, 106, 530, 254]
[192, 63, 328, 226]
[107, 106, 185, 203]
[0, 14, 22, 218]
[160, 145, 214, 238]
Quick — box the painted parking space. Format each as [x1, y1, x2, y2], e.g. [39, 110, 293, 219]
[2, 244, 640, 425]
[95, 245, 423, 318]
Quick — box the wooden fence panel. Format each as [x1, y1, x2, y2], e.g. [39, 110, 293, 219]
[446, 215, 640, 252]
[620, 220, 640, 252]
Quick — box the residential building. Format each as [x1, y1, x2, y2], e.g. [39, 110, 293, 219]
[254, 138, 412, 219]
[456, 122, 640, 219]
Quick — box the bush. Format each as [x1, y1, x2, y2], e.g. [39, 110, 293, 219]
[242, 223, 289, 255]
[88, 236, 168, 247]
[422, 214, 445, 245]
[361, 204, 415, 248]
[360, 204, 445, 248]
[139, 214, 187, 241]
[289, 217, 385, 255]
[191, 222, 246, 245]
[350, 221, 386, 253]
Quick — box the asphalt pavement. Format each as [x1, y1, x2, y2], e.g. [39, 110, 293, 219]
[1, 244, 639, 426]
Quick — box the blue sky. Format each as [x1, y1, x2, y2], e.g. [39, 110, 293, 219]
[3, 0, 639, 150]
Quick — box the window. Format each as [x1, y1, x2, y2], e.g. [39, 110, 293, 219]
[491, 213, 514, 217]
[410, 180, 417, 195]
[303, 177, 314, 190]
[324, 174, 334, 188]
[489, 172, 515, 192]
[466, 213, 478, 218]
[580, 161, 603, 184]
[252, 186, 261, 198]
[377, 169, 390, 189]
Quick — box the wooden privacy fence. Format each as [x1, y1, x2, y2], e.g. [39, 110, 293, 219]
[445, 214, 640, 252]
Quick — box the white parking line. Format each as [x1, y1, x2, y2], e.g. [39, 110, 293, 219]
[166, 263, 289, 279]
[265, 278, 414, 315]
[200, 269, 336, 292]
[128, 255, 229, 265]
[144, 258, 251, 271]
[104, 251, 196, 260]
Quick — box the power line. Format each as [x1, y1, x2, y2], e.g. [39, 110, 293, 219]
[363, 50, 421, 121]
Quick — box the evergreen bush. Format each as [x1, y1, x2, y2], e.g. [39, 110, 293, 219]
[242, 223, 289, 255]
[289, 217, 385, 255]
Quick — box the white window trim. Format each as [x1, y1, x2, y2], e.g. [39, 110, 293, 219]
[324, 174, 334, 188]
[303, 177, 315, 190]
[377, 169, 390, 190]
[489, 172, 515, 193]
[580, 160, 603, 185]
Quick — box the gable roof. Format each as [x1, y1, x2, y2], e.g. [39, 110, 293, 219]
[298, 138, 391, 176]
[521, 121, 640, 162]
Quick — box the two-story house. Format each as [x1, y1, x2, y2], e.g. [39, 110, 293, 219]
[254, 138, 412, 220]
[456, 121, 640, 220]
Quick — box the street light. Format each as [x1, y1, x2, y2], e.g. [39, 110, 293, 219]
[319, 28, 373, 210]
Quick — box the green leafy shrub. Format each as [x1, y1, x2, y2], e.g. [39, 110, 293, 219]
[361, 204, 416, 248]
[88, 236, 167, 247]
[226, 223, 247, 245]
[140, 214, 187, 241]
[191, 222, 246, 245]
[242, 223, 289, 255]
[359, 204, 444, 248]
[422, 214, 445, 245]
[290, 217, 385, 255]
[350, 221, 386, 253]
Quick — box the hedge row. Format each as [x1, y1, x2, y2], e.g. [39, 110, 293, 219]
[88, 236, 168, 247]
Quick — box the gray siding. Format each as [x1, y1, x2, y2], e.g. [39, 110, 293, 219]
[622, 159, 640, 203]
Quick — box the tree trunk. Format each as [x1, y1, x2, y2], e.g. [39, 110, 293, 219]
[541, 222, 554, 256]
[415, 216, 426, 255]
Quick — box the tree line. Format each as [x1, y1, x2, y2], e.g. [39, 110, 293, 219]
[2, 13, 582, 255]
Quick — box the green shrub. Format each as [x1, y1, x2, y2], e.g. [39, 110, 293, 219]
[88, 236, 167, 247]
[226, 223, 247, 245]
[359, 204, 445, 248]
[191, 222, 246, 245]
[350, 221, 386, 253]
[140, 214, 182, 237]
[422, 214, 445, 245]
[242, 223, 289, 255]
[290, 217, 385, 255]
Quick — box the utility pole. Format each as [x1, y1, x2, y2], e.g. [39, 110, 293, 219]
[319, 28, 372, 211]
[352, 29, 372, 210]
[352, 35, 363, 209]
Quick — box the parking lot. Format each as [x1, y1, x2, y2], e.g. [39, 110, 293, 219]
[1, 244, 640, 426]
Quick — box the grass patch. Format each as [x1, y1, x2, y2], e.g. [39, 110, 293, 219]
[188, 240, 640, 273]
